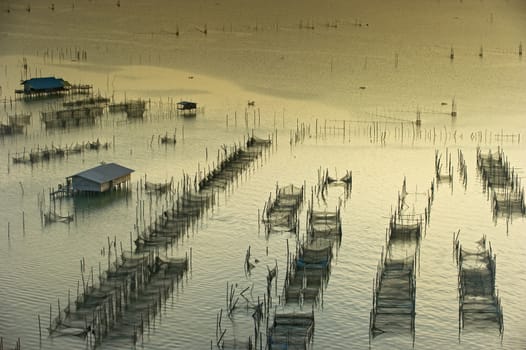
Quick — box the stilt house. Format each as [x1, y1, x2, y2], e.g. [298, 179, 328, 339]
[67, 162, 134, 193]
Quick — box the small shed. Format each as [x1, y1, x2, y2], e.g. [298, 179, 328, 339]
[67, 163, 134, 193]
[21, 77, 69, 94]
[176, 101, 197, 116]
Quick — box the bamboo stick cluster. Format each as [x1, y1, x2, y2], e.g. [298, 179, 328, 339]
[476, 148, 525, 219]
[11, 139, 110, 165]
[317, 167, 352, 202]
[40, 103, 104, 129]
[214, 255, 277, 348]
[45, 135, 272, 347]
[453, 233, 504, 335]
[144, 175, 174, 195]
[135, 136, 273, 252]
[282, 205, 341, 306]
[457, 149, 468, 189]
[216, 171, 349, 349]
[214, 278, 272, 350]
[0, 337, 21, 350]
[435, 149, 454, 185]
[370, 177, 435, 343]
[262, 184, 304, 234]
[0, 113, 31, 136]
[267, 311, 315, 350]
[47, 244, 189, 346]
[274, 198, 343, 349]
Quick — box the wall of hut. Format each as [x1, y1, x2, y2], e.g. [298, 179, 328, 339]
[71, 177, 102, 192]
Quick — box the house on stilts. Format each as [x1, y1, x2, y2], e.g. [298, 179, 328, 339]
[176, 101, 198, 116]
[66, 162, 134, 194]
[15, 76, 92, 100]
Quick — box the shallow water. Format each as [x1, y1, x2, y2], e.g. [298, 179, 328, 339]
[0, 0, 525, 349]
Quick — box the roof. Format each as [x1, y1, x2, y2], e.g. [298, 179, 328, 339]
[21, 77, 67, 91]
[70, 163, 134, 184]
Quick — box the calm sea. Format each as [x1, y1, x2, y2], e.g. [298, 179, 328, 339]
[0, 0, 525, 349]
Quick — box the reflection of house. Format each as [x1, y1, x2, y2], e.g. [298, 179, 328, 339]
[67, 163, 134, 193]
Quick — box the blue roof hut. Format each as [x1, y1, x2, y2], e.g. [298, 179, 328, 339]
[15, 77, 93, 99]
[67, 163, 134, 193]
[22, 77, 69, 93]
[16, 77, 72, 99]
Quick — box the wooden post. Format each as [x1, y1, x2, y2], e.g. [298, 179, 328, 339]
[57, 298, 61, 323]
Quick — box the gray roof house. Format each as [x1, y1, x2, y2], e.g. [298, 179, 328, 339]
[67, 163, 134, 193]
